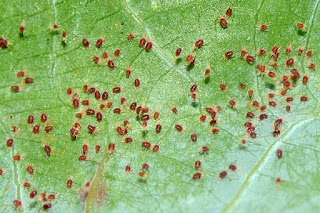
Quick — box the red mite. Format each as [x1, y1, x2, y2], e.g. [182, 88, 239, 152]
[24, 77, 33, 84]
[41, 113, 47, 123]
[96, 37, 104, 48]
[142, 142, 151, 149]
[27, 165, 34, 174]
[0, 38, 8, 48]
[224, 51, 233, 59]
[153, 145, 159, 152]
[259, 24, 268, 31]
[175, 48, 182, 57]
[195, 39, 204, 49]
[225, 7, 232, 18]
[30, 190, 38, 199]
[95, 144, 101, 153]
[33, 125, 40, 134]
[13, 200, 21, 208]
[246, 55, 255, 64]
[87, 125, 97, 134]
[191, 133, 197, 142]
[17, 71, 25, 77]
[229, 164, 237, 171]
[195, 160, 201, 170]
[108, 60, 115, 69]
[200, 146, 209, 154]
[19, 21, 25, 35]
[219, 17, 228, 28]
[82, 38, 89, 48]
[276, 148, 283, 159]
[193, 172, 202, 180]
[139, 37, 146, 47]
[219, 171, 227, 179]
[145, 41, 153, 51]
[11, 86, 19, 92]
[44, 145, 51, 156]
[7, 138, 13, 148]
[114, 48, 120, 57]
[127, 33, 135, 40]
[67, 179, 73, 188]
[175, 124, 183, 132]
[108, 143, 115, 154]
[134, 79, 140, 88]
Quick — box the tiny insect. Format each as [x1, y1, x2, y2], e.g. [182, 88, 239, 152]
[134, 79, 140, 88]
[139, 37, 146, 47]
[257, 49, 266, 55]
[108, 60, 115, 69]
[43, 203, 52, 210]
[108, 143, 115, 154]
[82, 38, 89, 48]
[241, 46, 247, 57]
[220, 83, 227, 91]
[175, 48, 182, 57]
[286, 58, 294, 67]
[246, 112, 254, 119]
[298, 46, 304, 55]
[30, 190, 38, 199]
[225, 7, 232, 18]
[219, 17, 228, 28]
[175, 124, 183, 132]
[306, 50, 312, 58]
[245, 55, 255, 64]
[195, 160, 201, 170]
[286, 45, 292, 55]
[193, 172, 202, 180]
[44, 145, 51, 156]
[11, 86, 19, 92]
[200, 146, 209, 154]
[224, 50, 233, 60]
[0, 38, 8, 48]
[114, 48, 120, 57]
[302, 75, 308, 84]
[126, 68, 131, 78]
[276, 148, 282, 159]
[87, 125, 97, 134]
[142, 141, 151, 149]
[191, 133, 197, 142]
[96, 37, 104, 48]
[27, 165, 34, 174]
[93, 55, 99, 64]
[145, 41, 153, 51]
[155, 124, 162, 134]
[248, 89, 253, 99]
[153, 145, 159, 152]
[259, 24, 268, 31]
[67, 179, 73, 188]
[300, 96, 308, 102]
[229, 164, 237, 171]
[19, 21, 25, 36]
[229, 99, 236, 108]
[297, 22, 305, 30]
[171, 107, 178, 114]
[308, 63, 316, 70]
[6, 138, 13, 148]
[33, 125, 40, 134]
[195, 39, 204, 49]
[219, 171, 227, 179]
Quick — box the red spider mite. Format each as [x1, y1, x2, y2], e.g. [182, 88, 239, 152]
[116, 126, 124, 135]
[120, 97, 126, 105]
[7, 138, 13, 148]
[246, 112, 254, 119]
[62, 30, 67, 38]
[209, 119, 217, 126]
[142, 141, 151, 149]
[87, 125, 97, 134]
[51, 24, 59, 29]
[27, 165, 34, 174]
[30, 190, 37, 199]
[73, 99, 79, 108]
[19, 21, 25, 35]
[195, 160, 201, 170]
[276, 148, 282, 159]
[267, 93, 275, 99]
[300, 96, 308, 102]
[108, 60, 115, 69]
[82, 143, 88, 155]
[220, 83, 227, 91]
[155, 124, 162, 134]
[186, 54, 195, 65]
[136, 106, 142, 114]
[113, 108, 121, 114]
[246, 55, 255, 64]
[13, 200, 22, 208]
[82, 38, 89, 48]
[67, 87, 72, 95]
[229, 164, 237, 171]
[190, 84, 197, 93]
[33, 125, 40, 134]
[27, 114, 34, 124]
[259, 114, 268, 120]
[297, 22, 305, 30]
[257, 49, 266, 55]
[102, 51, 108, 59]
[142, 163, 149, 170]
[250, 131, 257, 139]
[12, 125, 19, 133]
[95, 144, 101, 153]
[229, 99, 236, 108]
[126, 68, 131, 78]
[96, 37, 104, 48]
[256, 64, 266, 74]
[191, 133, 197, 142]
[23, 182, 31, 188]
[308, 63, 316, 70]
[260, 105, 267, 111]
[306, 50, 312, 58]
[286, 45, 292, 55]
[199, 115, 207, 123]
[142, 121, 148, 129]
[268, 71, 276, 78]
[225, 7, 232, 18]
[271, 61, 278, 69]
[241, 46, 247, 57]
[219, 171, 227, 179]
[219, 17, 228, 28]
[252, 100, 260, 107]
[24, 77, 33, 84]
[141, 114, 150, 121]
[124, 137, 132, 143]
[276, 177, 281, 185]
[286, 97, 293, 102]
[0, 38, 8, 48]
[298, 46, 304, 55]
[248, 89, 253, 99]
[139, 37, 146, 47]
[145, 41, 153, 51]
[95, 91, 101, 100]
[11, 86, 19, 92]
[43, 203, 52, 210]
[93, 55, 99, 64]
[44, 126, 53, 133]
[171, 107, 178, 114]
[134, 79, 140, 88]
[175, 124, 183, 132]
[244, 122, 253, 128]
[153, 145, 159, 152]
[200, 146, 209, 154]
[127, 33, 135, 40]
[259, 24, 268, 31]
[211, 128, 219, 134]
[16, 71, 25, 77]
[193, 172, 202, 180]
[205, 66, 211, 77]
[125, 165, 131, 174]
[286, 105, 291, 112]
[44, 145, 51, 156]
[114, 48, 120, 57]
[12, 155, 21, 161]
[271, 45, 279, 54]
[108, 143, 115, 154]
[81, 100, 89, 106]
[239, 83, 246, 89]
[86, 109, 95, 116]
[154, 111, 160, 120]
[130, 102, 137, 111]
[302, 75, 308, 84]
[113, 87, 121, 93]
[102, 91, 109, 100]
[286, 58, 294, 67]
[67, 179, 73, 188]
[138, 171, 147, 178]
[75, 113, 83, 118]
[40, 113, 47, 123]
[48, 194, 56, 201]
[175, 47, 182, 57]
[224, 50, 233, 59]
[195, 39, 204, 49]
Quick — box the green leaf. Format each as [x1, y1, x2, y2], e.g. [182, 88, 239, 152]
[1, 0, 320, 212]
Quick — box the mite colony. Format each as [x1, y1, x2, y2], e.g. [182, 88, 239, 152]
[1, 6, 316, 210]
